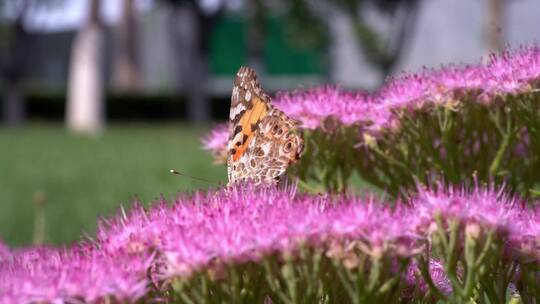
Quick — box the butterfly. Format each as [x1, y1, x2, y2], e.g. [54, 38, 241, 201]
[227, 66, 304, 186]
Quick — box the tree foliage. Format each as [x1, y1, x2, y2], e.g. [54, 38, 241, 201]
[285, 0, 421, 79]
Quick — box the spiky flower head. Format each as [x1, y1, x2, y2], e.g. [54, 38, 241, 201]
[1, 184, 538, 302]
[202, 44, 540, 158]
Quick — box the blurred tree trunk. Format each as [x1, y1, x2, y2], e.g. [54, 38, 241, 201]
[66, 0, 105, 134]
[246, 0, 266, 73]
[3, 82, 25, 126]
[169, 2, 221, 124]
[349, 0, 420, 79]
[1, 20, 30, 127]
[113, 0, 141, 91]
[486, 0, 505, 52]
[286, 0, 421, 83]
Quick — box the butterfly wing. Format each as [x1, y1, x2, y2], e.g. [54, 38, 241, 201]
[227, 67, 303, 186]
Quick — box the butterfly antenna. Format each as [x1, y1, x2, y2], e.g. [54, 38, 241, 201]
[169, 169, 219, 184]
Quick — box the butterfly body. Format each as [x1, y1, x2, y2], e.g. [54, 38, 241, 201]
[227, 66, 304, 186]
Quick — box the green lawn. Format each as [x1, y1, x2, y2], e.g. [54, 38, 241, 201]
[0, 123, 226, 246]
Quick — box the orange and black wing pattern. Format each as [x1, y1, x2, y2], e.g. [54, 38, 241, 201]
[227, 67, 303, 186]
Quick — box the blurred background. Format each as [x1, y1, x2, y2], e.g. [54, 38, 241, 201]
[0, 0, 539, 246]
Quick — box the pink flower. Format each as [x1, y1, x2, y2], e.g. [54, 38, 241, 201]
[403, 259, 452, 298]
[202, 44, 540, 158]
[413, 183, 538, 261]
[201, 123, 230, 163]
[201, 123, 229, 153]
[1, 183, 537, 302]
[0, 245, 152, 303]
[274, 86, 381, 129]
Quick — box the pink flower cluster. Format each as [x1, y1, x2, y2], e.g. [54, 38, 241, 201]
[274, 87, 386, 130]
[0, 245, 152, 303]
[404, 259, 452, 298]
[201, 123, 229, 162]
[202, 45, 540, 155]
[1, 185, 538, 303]
[378, 44, 540, 110]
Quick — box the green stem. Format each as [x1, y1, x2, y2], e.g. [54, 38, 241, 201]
[228, 265, 240, 303]
[297, 178, 322, 194]
[311, 250, 324, 300]
[200, 275, 211, 303]
[370, 145, 410, 172]
[446, 220, 463, 294]
[438, 106, 459, 181]
[334, 260, 358, 304]
[367, 259, 382, 292]
[488, 132, 512, 176]
[462, 231, 478, 300]
[177, 280, 197, 304]
[263, 259, 291, 304]
[489, 111, 516, 176]
[298, 247, 313, 300]
[434, 213, 449, 253]
[377, 274, 400, 295]
[282, 260, 299, 304]
[474, 230, 495, 268]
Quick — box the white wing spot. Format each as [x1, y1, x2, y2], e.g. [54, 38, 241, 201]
[245, 90, 251, 101]
[230, 103, 246, 120]
[232, 86, 239, 100]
